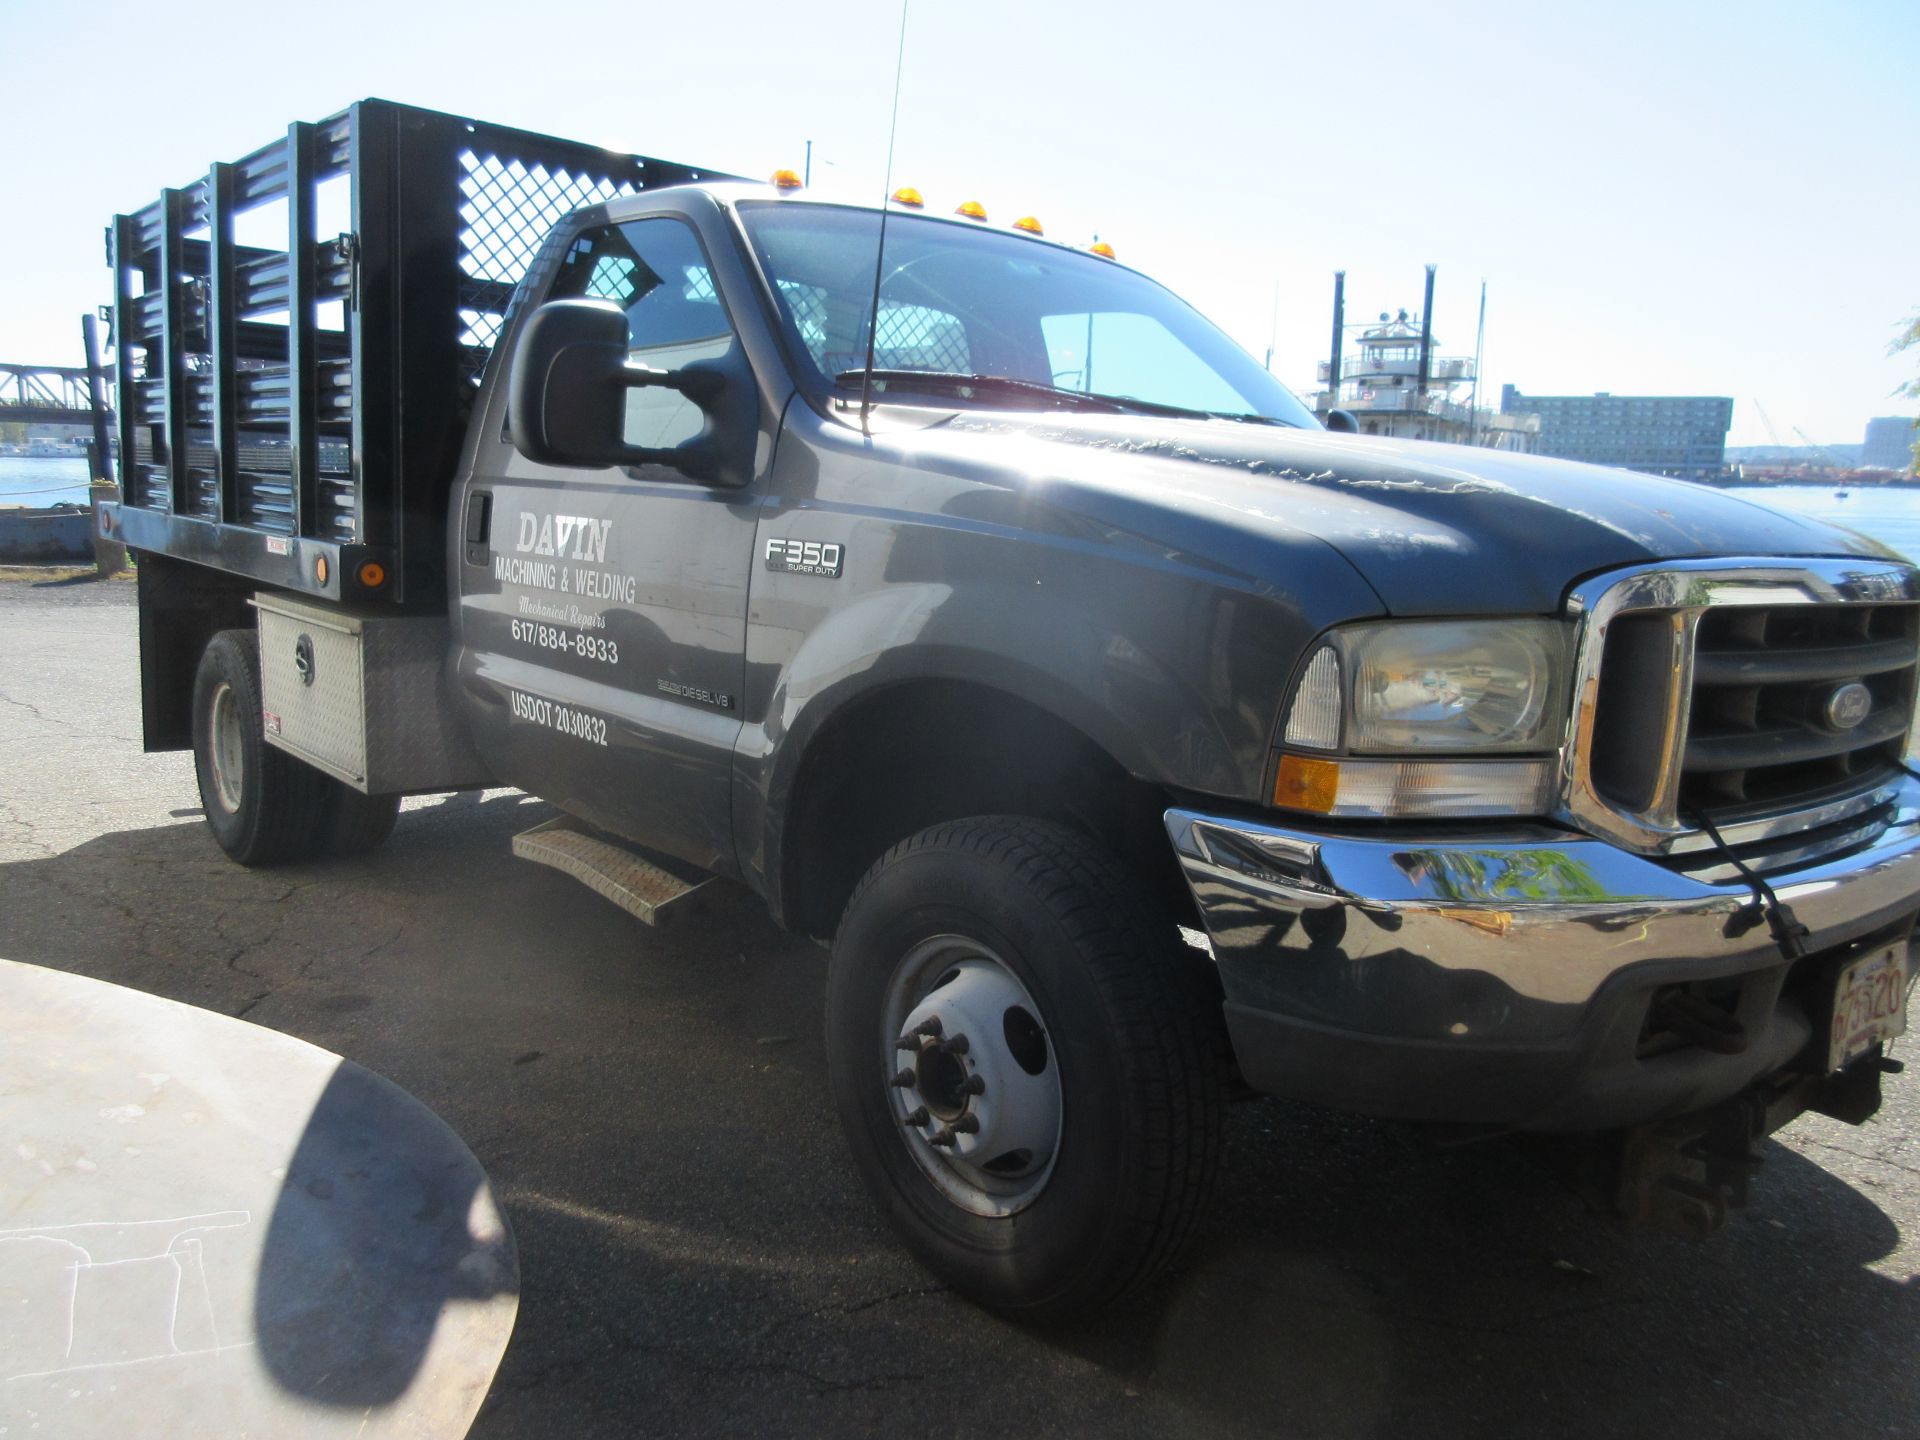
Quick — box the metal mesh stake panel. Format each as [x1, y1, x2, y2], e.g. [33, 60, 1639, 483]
[456, 150, 641, 382]
[873, 302, 972, 373]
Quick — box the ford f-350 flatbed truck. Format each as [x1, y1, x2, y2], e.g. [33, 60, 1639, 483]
[100, 99, 1920, 1316]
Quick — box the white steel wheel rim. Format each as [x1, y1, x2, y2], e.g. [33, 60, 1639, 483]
[208, 680, 246, 814]
[881, 935, 1064, 1218]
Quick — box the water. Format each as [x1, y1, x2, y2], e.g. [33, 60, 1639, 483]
[5, 458, 1916, 564]
[0, 456, 92, 508]
[1724, 483, 1920, 564]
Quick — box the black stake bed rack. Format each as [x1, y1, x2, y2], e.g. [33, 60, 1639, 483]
[104, 99, 725, 605]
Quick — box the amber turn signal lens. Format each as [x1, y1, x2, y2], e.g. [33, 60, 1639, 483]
[891, 186, 924, 208]
[1273, 754, 1340, 814]
[1090, 241, 1116, 259]
[1012, 215, 1044, 235]
[770, 169, 804, 190]
[954, 200, 988, 221]
[314, 555, 330, 586]
[358, 561, 387, 589]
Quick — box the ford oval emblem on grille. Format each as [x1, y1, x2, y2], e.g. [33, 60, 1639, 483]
[1823, 681, 1873, 732]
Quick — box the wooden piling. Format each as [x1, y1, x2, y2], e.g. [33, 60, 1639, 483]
[82, 313, 126, 576]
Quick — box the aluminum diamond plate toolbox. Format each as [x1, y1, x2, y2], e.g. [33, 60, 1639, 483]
[255, 594, 490, 794]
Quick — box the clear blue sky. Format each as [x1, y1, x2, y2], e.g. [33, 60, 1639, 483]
[2, 0, 1914, 446]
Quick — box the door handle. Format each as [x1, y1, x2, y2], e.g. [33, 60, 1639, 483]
[463, 491, 492, 567]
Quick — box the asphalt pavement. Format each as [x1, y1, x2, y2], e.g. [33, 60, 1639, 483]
[3, 574, 1917, 1439]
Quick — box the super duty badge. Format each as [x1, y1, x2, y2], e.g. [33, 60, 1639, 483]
[764, 537, 844, 578]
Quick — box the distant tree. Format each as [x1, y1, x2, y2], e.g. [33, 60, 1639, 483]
[1895, 310, 1920, 472]
[0, 421, 27, 445]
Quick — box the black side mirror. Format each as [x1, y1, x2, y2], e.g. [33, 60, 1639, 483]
[1324, 409, 1360, 434]
[507, 298, 755, 487]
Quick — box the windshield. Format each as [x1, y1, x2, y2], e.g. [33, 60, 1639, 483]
[735, 202, 1318, 428]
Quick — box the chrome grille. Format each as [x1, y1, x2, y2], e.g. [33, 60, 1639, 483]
[1565, 560, 1920, 868]
[1681, 601, 1917, 815]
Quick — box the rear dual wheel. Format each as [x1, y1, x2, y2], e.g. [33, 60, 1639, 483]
[827, 816, 1227, 1319]
[191, 629, 400, 866]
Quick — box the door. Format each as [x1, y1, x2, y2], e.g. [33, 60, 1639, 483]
[454, 213, 759, 874]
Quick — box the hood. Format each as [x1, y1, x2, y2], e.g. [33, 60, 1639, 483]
[903, 413, 1901, 616]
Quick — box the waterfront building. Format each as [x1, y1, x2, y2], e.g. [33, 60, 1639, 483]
[1863, 416, 1917, 473]
[1500, 386, 1732, 480]
[1309, 310, 1540, 452]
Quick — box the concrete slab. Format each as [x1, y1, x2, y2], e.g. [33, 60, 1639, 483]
[0, 958, 518, 1436]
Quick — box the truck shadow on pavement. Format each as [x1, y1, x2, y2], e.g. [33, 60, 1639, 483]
[1062, 1111, 1917, 1438]
[2, 797, 1916, 1438]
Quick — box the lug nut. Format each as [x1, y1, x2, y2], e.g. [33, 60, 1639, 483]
[951, 1113, 980, 1135]
[942, 1033, 970, 1057]
[895, 1035, 919, 1052]
[929, 1126, 957, 1148]
[960, 1074, 986, 1096]
[901, 1106, 930, 1127]
[890, 1068, 917, 1089]
[913, 1017, 944, 1039]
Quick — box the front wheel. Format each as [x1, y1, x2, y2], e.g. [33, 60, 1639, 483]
[826, 816, 1227, 1319]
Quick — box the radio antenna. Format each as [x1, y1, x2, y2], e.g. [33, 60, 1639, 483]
[859, 0, 911, 436]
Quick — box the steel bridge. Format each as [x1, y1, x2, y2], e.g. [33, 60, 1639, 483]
[0, 363, 113, 427]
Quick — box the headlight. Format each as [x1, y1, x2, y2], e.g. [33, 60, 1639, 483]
[1284, 620, 1569, 755]
[1274, 619, 1571, 819]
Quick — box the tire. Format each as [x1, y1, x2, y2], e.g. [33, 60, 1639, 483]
[826, 816, 1228, 1319]
[191, 628, 368, 867]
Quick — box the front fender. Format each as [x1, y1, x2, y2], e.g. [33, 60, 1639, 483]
[732, 404, 1387, 916]
[766, 580, 1237, 790]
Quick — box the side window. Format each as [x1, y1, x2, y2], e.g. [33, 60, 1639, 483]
[548, 218, 734, 452]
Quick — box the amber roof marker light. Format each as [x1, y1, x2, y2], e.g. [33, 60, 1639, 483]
[1012, 215, 1044, 235]
[1090, 240, 1117, 259]
[770, 169, 804, 191]
[891, 186, 924, 208]
[954, 200, 988, 221]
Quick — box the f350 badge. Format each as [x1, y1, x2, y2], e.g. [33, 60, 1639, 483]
[764, 537, 844, 577]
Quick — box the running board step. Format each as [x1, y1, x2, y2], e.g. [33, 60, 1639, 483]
[511, 814, 712, 927]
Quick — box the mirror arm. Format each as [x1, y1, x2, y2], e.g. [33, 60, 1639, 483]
[619, 363, 724, 404]
[609, 436, 719, 481]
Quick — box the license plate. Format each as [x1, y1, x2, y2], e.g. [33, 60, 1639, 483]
[1828, 944, 1911, 1073]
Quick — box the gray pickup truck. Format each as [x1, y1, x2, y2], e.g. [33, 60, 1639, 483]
[102, 100, 1918, 1318]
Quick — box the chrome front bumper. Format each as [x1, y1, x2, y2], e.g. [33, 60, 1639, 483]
[1165, 789, 1920, 1130]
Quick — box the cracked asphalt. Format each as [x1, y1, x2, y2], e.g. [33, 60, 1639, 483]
[4, 575, 1919, 1439]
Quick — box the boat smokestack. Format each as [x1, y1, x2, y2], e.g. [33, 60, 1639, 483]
[1420, 263, 1436, 401]
[1327, 270, 1345, 411]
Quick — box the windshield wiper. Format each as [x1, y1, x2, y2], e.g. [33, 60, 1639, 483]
[834, 369, 1136, 414]
[833, 370, 1300, 427]
[833, 369, 1220, 421]
[1210, 410, 1298, 428]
